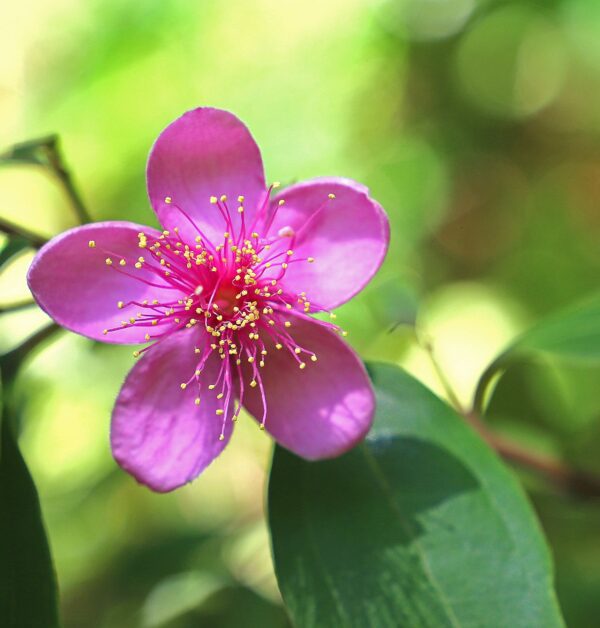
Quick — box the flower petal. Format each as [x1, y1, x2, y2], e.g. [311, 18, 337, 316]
[111, 329, 232, 492]
[147, 107, 267, 243]
[27, 222, 177, 343]
[270, 177, 389, 310]
[242, 315, 375, 459]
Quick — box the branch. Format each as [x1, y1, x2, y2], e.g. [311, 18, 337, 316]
[43, 137, 91, 225]
[0, 217, 48, 249]
[0, 134, 91, 246]
[464, 410, 600, 498]
[0, 300, 36, 315]
[0, 323, 62, 384]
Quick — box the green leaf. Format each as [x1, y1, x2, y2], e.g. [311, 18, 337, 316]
[268, 362, 564, 628]
[0, 419, 60, 628]
[474, 295, 600, 413]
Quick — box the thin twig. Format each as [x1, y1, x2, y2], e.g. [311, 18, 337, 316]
[0, 323, 61, 383]
[0, 217, 48, 248]
[0, 134, 91, 246]
[43, 138, 91, 224]
[463, 410, 600, 498]
[0, 300, 36, 315]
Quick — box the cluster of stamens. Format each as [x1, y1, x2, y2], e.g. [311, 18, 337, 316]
[89, 185, 345, 440]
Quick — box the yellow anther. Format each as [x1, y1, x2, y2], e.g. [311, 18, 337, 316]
[259, 424, 265, 431]
[195, 398, 201, 405]
[105, 257, 113, 265]
[217, 393, 224, 400]
[117, 301, 124, 309]
[102, 329, 108, 335]
[165, 196, 172, 204]
[311, 355, 318, 362]
[328, 193, 336, 199]
[330, 313, 337, 320]
[219, 434, 225, 440]
[278, 199, 285, 206]
[216, 409, 224, 416]
[284, 321, 292, 328]
[294, 347, 301, 354]
[299, 362, 306, 370]
[275, 343, 283, 350]
[272, 181, 281, 188]
[88, 240, 96, 248]
[220, 194, 227, 202]
[307, 257, 315, 263]
[135, 262, 142, 269]
[342, 330, 348, 337]
[237, 206, 244, 213]
[287, 250, 293, 256]
[133, 350, 140, 358]
[248, 356, 255, 363]
[208, 384, 216, 390]
[119, 259, 126, 266]
[144, 333, 150, 341]
[194, 370, 201, 376]
[180, 383, 187, 390]
[282, 263, 288, 269]
[238, 195, 245, 203]
[210, 196, 218, 204]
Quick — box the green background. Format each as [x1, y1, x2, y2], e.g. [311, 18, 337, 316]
[1, 0, 599, 626]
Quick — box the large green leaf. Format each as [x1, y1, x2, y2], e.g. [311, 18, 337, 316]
[474, 295, 600, 412]
[268, 362, 564, 628]
[0, 419, 60, 628]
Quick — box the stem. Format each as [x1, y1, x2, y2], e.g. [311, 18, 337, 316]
[422, 336, 600, 498]
[419, 332, 463, 410]
[0, 217, 47, 248]
[0, 300, 36, 315]
[0, 134, 91, 247]
[0, 323, 61, 383]
[464, 410, 600, 498]
[44, 138, 91, 224]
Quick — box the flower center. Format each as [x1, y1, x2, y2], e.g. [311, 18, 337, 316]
[92, 186, 343, 440]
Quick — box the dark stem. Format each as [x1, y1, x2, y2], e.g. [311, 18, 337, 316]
[0, 323, 62, 383]
[43, 137, 92, 225]
[0, 217, 48, 249]
[0, 134, 91, 247]
[464, 410, 600, 498]
[0, 300, 36, 315]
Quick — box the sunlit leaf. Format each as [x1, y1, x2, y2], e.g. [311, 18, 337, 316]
[269, 362, 564, 628]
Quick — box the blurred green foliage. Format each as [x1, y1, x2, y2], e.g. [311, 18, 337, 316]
[1, 0, 600, 625]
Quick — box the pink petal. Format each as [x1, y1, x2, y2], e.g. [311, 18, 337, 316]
[111, 328, 232, 492]
[27, 222, 177, 344]
[147, 107, 267, 243]
[270, 177, 389, 310]
[242, 314, 375, 459]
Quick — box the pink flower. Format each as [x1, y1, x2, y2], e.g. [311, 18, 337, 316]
[27, 108, 390, 492]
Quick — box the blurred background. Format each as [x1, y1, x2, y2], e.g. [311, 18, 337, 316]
[1, 0, 599, 626]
